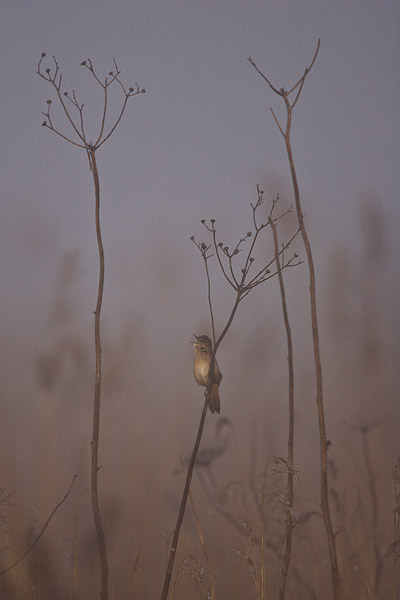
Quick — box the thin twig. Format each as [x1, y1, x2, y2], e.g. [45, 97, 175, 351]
[1, 475, 77, 576]
[160, 399, 209, 600]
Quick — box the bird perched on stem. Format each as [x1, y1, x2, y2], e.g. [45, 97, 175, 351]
[192, 334, 222, 414]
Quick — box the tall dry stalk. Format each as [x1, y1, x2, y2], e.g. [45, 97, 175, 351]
[392, 457, 400, 599]
[249, 41, 341, 599]
[270, 211, 295, 599]
[37, 54, 145, 600]
[161, 191, 301, 599]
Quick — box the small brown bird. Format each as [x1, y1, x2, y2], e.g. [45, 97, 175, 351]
[192, 334, 222, 414]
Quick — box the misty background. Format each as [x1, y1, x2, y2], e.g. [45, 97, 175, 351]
[0, 1, 399, 597]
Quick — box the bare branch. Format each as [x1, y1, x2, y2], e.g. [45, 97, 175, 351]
[270, 107, 285, 136]
[1, 475, 77, 576]
[247, 56, 283, 95]
[248, 38, 320, 109]
[38, 54, 145, 151]
[287, 38, 321, 97]
[210, 227, 237, 291]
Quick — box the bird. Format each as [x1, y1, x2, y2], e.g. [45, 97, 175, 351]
[192, 334, 222, 414]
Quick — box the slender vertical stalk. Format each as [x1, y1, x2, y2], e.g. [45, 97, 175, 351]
[89, 148, 109, 600]
[249, 41, 341, 599]
[161, 292, 241, 600]
[38, 56, 144, 600]
[284, 126, 340, 599]
[270, 218, 294, 599]
[161, 399, 209, 600]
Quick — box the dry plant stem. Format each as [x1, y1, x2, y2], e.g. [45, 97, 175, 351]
[204, 251, 216, 345]
[1, 475, 77, 576]
[249, 40, 341, 599]
[161, 292, 242, 600]
[392, 457, 400, 600]
[162, 198, 302, 600]
[260, 464, 268, 599]
[37, 55, 144, 600]
[359, 424, 383, 592]
[270, 219, 294, 600]
[189, 489, 216, 600]
[196, 470, 317, 600]
[89, 148, 109, 600]
[161, 398, 209, 600]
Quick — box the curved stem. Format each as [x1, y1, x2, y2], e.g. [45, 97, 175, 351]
[271, 219, 295, 600]
[160, 399, 209, 600]
[161, 287, 242, 600]
[0, 476, 77, 576]
[89, 149, 109, 600]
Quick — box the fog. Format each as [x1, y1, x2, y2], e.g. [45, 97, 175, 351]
[1, 1, 399, 598]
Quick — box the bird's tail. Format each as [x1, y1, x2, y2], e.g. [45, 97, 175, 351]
[208, 383, 220, 414]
